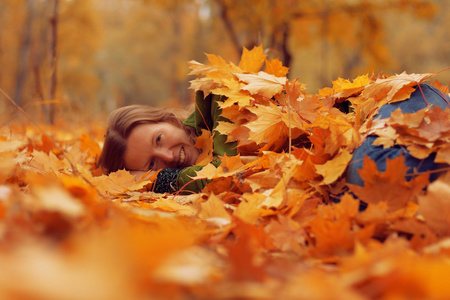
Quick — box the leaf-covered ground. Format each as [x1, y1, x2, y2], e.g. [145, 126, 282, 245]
[1, 47, 450, 300]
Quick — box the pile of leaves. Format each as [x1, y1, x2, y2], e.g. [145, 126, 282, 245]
[1, 46, 450, 300]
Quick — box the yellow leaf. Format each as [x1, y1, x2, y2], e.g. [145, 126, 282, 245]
[418, 180, 450, 237]
[238, 45, 266, 73]
[362, 72, 435, 104]
[245, 103, 288, 149]
[198, 193, 231, 222]
[315, 149, 352, 185]
[212, 79, 253, 108]
[318, 74, 371, 97]
[264, 58, 289, 77]
[194, 129, 214, 165]
[236, 71, 287, 99]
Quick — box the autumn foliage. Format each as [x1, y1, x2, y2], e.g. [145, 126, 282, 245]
[1, 46, 450, 300]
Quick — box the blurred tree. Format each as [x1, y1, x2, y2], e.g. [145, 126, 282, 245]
[14, 0, 34, 108]
[208, 0, 438, 85]
[58, 0, 103, 115]
[0, 0, 102, 123]
[102, 0, 214, 107]
[386, 0, 450, 84]
[0, 0, 448, 122]
[0, 0, 26, 109]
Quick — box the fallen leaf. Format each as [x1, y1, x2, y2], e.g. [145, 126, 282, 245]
[236, 71, 287, 99]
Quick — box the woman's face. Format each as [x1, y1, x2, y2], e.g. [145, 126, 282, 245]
[124, 122, 200, 172]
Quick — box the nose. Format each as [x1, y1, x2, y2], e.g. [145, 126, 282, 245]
[156, 149, 174, 165]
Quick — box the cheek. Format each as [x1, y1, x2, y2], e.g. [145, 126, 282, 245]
[178, 128, 195, 145]
[187, 145, 200, 164]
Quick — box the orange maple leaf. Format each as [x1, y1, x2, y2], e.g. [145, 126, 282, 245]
[349, 155, 429, 211]
[238, 45, 267, 73]
[265, 215, 305, 252]
[315, 149, 352, 185]
[236, 71, 287, 99]
[193, 154, 245, 180]
[307, 195, 364, 258]
[212, 79, 253, 109]
[318, 74, 371, 98]
[80, 134, 101, 159]
[90, 169, 153, 196]
[264, 58, 289, 77]
[225, 217, 272, 282]
[418, 180, 450, 237]
[197, 193, 231, 223]
[430, 79, 450, 95]
[194, 129, 214, 165]
[361, 72, 435, 104]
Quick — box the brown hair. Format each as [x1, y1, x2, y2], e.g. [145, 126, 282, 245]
[97, 105, 194, 174]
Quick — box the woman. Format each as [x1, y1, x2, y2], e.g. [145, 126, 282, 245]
[97, 91, 237, 194]
[99, 82, 449, 195]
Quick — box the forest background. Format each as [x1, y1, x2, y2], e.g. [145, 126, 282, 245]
[1, 1, 450, 299]
[0, 0, 449, 126]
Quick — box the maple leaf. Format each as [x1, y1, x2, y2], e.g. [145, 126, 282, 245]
[307, 208, 356, 258]
[349, 155, 429, 211]
[315, 149, 352, 185]
[197, 193, 231, 225]
[418, 180, 450, 237]
[265, 215, 305, 252]
[0, 138, 27, 152]
[189, 77, 217, 95]
[244, 103, 288, 148]
[233, 193, 268, 224]
[436, 143, 450, 164]
[90, 169, 152, 196]
[193, 155, 245, 180]
[80, 134, 101, 158]
[261, 163, 296, 209]
[264, 58, 289, 77]
[187, 60, 216, 76]
[212, 79, 253, 109]
[372, 107, 450, 161]
[225, 218, 272, 282]
[31, 184, 85, 218]
[288, 94, 324, 123]
[188, 53, 243, 94]
[194, 129, 214, 165]
[206, 53, 239, 71]
[372, 126, 398, 149]
[318, 74, 371, 98]
[244, 102, 307, 152]
[238, 45, 267, 73]
[150, 198, 198, 217]
[430, 79, 450, 94]
[25, 150, 71, 174]
[236, 71, 287, 99]
[291, 156, 319, 184]
[361, 72, 435, 104]
[215, 120, 240, 143]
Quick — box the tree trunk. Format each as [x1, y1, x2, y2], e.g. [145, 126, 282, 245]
[169, 6, 181, 104]
[48, 0, 59, 124]
[215, 0, 241, 58]
[280, 22, 292, 71]
[14, 0, 34, 107]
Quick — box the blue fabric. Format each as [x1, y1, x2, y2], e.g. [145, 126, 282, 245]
[347, 84, 450, 187]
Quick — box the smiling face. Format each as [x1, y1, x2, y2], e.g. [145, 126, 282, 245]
[124, 122, 200, 172]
